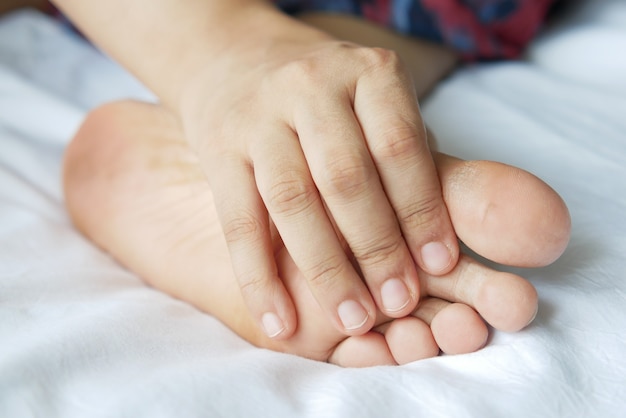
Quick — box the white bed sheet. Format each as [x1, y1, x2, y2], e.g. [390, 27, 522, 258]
[1, 2, 625, 417]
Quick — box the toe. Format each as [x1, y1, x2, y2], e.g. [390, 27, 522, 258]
[379, 317, 439, 364]
[429, 302, 488, 355]
[328, 333, 397, 367]
[411, 298, 488, 355]
[422, 255, 538, 332]
[434, 153, 571, 267]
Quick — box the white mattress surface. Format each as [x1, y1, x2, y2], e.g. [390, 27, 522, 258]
[1, 2, 625, 416]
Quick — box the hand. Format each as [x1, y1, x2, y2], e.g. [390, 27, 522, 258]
[178, 12, 459, 339]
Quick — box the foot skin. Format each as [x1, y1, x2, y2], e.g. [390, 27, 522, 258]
[63, 101, 571, 367]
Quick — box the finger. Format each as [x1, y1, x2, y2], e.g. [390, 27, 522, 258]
[354, 48, 459, 276]
[421, 254, 539, 332]
[209, 156, 296, 340]
[252, 125, 376, 335]
[295, 89, 421, 318]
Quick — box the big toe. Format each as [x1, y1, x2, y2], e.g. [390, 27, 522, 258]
[434, 153, 571, 267]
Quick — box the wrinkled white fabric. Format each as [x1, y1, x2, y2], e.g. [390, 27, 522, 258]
[1, 3, 625, 417]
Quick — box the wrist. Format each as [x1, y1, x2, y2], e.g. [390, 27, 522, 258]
[176, 5, 332, 130]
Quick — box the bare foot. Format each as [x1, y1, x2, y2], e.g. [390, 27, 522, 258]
[63, 101, 570, 367]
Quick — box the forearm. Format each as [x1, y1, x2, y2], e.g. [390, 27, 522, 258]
[50, 0, 323, 110]
[51, 1, 456, 109]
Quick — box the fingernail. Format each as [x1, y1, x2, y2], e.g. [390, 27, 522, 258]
[381, 278, 410, 313]
[337, 300, 369, 331]
[262, 312, 285, 338]
[421, 241, 452, 273]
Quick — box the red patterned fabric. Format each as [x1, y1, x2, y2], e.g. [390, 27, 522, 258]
[276, 0, 556, 59]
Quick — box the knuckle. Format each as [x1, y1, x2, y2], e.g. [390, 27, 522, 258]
[281, 57, 325, 88]
[280, 42, 357, 83]
[267, 175, 317, 216]
[400, 196, 443, 231]
[222, 212, 263, 245]
[359, 47, 401, 70]
[372, 125, 423, 162]
[323, 155, 372, 198]
[449, 257, 473, 300]
[303, 255, 347, 291]
[238, 272, 270, 299]
[351, 235, 403, 267]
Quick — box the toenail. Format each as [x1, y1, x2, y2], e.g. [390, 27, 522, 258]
[337, 300, 369, 331]
[527, 304, 539, 327]
[421, 241, 452, 273]
[381, 278, 410, 313]
[262, 312, 285, 338]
